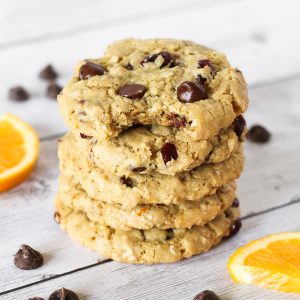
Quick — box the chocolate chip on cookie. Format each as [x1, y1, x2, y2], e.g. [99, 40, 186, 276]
[177, 81, 206, 103]
[198, 59, 216, 76]
[120, 176, 133, 187]
[47, 83, 62, 99]
[193, 290, 220, 300]
[39, 64, 58, 80]
[118, 83, 147, 99]
[231, 198, 240, 207]
[14, 244, 43, 270]
[80, 133, 93, 139]
[167, 113, 187, 128]
[233, 115, 246, 136]
[248, 124, 271, 143]
[161, 143, 178, 164]
[229, 218, 242, 237]
[141, 51, 176, 68]
[9, 86, 30, 101]
[79, 62, 106, 80]
[48, 287, 79, 300]
[124, 63, 134, 70]
[195, 74, 207, 85]
[130, 166, 146, 173]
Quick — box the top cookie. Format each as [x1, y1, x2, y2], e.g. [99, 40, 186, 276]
[58, 38, 249, 141]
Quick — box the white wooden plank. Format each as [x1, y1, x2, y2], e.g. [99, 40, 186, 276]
[0, 0, 299, 138]
[0, 75, 300, 294]
[2, 201, 300, 300]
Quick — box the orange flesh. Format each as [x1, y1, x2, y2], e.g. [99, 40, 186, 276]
[0, 120, 25, 173]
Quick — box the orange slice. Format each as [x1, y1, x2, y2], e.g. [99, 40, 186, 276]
[228, 232, 300, 293]
[0, 113, 39, 192]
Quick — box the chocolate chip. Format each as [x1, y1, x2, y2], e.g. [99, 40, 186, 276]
[167, 113, 187, 128]
[79, 62, 106, 80]
[54, 211, 61, 224]
[47, 83, 62, 99]
[9, 86, 30, 101]
[48, 287, 79, 300]
[78, 100, 87, 104]
[195, 74, 207, 85]
[193, 290, 220, 300]
[248, 124, 271, 143]
[166, 229, 174, 240]
[118, 83, 147, 99]
[231, 198, 240, 207]
[39, 64, 58, 80]
[28, 297, 45, 300]
[198, 59, 216, 76]
[141, 51, 176, 68]
[177, 81, 206, 103]
[14, 244, 43, 270]
[233, 115, 246, 136]
[229, 218, 242, 237]
[130, 166, 146, 173]
[124, 63, 134, 70]
[161, 143, 178, 164]
[120, 176, 132, 187]
[80, 133, 93, 139]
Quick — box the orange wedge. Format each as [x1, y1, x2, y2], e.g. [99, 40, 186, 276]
[228, 232, 300, 293]
[0, 113, 39, 192]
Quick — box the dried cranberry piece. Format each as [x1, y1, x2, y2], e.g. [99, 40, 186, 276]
[161, 143, 178, 164]
[80, 133, 93, 139]
[167, 113, 187, 128]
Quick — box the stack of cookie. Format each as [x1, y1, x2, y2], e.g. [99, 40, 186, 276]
[55, 38, 248, 264]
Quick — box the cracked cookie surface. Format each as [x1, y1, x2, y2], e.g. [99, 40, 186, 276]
[58, 38, 248, 142]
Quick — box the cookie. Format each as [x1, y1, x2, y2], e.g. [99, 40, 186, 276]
[56, 201, 240, 264]
[58, 134, 244, 209]
[74, 123, 241, 176]
[56, 175, 237, 230]
[58, 38, 248, 142]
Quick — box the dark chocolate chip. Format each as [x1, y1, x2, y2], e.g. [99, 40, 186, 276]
[54, 211, 61, 224]
[177, 81, 206, 103]
[78, 100, 87, 104]
[48, 287, 79, 300]
[248, 125, 271, 143]
[193, 290, 220, 300]
[120, 176, 132, 188]
[167, 113, 187, 128]
[161, 143, 178, 164]
[118, 83, 147, 99]
[166, 229, 174, 240]
[233, 115, 246, 136]
[47, 83, 62, 99]
[28, 297, 45, 300]
[80, 133, 93, 139]
[229, 218, 242, 237]
[39, 64, 58, 80]
[231, 198, 240, 207]
[195, 74, 207, 85]
[14, 244, 43, 270]
[130, 166, 146, 173]
[198, 59, 216, 76]
[9, 86, 30, 101]
[141, 51, 176, 68]
[124, 63, 134, 70]
[79, 62, 106, 80]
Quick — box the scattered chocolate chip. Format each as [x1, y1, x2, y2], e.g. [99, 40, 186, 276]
[141, 51, 176, 68]
[231, 198, 240, 207]
[161, 143, 178, 164]
[233, 115, 246, 136]
[54, 211, 61, 224]
[198, 59, 216, 76]
[193, 290, 220, 300]
[47, 83, 62, 99]
[9, 86, 30, 101]
[167, 113, 187, 128]
[177, 81, 206, 103]
[14, 244, 43, 270]
[118, 83, 147, 99]
[229, 218, 242, 237]
[28, 297, 45, 300]
[124, 63, 134, 70]
[120, 176, 132, 187]
[48, 287, 79, 300]
[130, 166, 146, 173]
[248, 124, 271, 143]
[80, 133, 93, 139]
[39, 64, 58, 80]
[79, 62, 106, 80]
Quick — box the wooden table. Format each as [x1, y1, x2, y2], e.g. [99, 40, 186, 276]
[1, 0, 300, 299]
